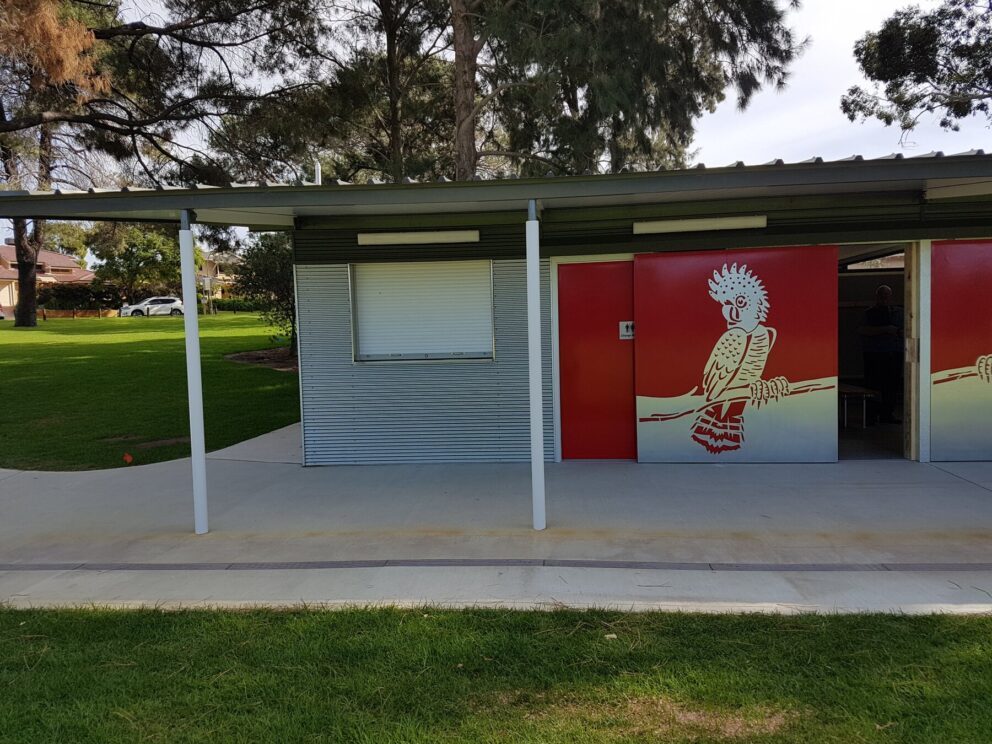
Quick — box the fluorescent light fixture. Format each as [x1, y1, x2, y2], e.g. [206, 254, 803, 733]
[358, 230, 480, 246]
[633, 215, 767, 235]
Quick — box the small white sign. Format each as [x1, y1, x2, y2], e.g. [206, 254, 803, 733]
[619, 320, 634, 340]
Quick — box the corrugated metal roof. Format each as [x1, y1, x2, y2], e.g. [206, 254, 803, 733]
[12, 149, 988, 196]
[1, 149, 991, 230]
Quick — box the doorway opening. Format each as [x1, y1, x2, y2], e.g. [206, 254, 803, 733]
[837, 245, 908, 460]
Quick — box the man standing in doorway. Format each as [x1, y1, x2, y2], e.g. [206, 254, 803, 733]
[859, 284, 904, 424]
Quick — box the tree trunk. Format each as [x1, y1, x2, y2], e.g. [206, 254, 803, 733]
[450, 0, 480, 180]
[12, 219, 38, 326]
[384, 1, 404, 182]
[608, 115, 626, 174]
[13, 127, 53, 327]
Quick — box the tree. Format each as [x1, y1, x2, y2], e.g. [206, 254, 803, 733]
[233, 233, 297, 351]
[208, 0, 455, 184]
[43, 222, 88, 263]
[450, 0, 804, 179]
[1, 0, 327, 325]
[842, 0, 992, 133]
[214, 0, 803, 182]
[89, 224, 189, 304]
[319, 52, 456, 182]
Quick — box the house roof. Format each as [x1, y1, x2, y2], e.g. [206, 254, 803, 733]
[0, 150, 991, 231]
[0, 244, 84, 268]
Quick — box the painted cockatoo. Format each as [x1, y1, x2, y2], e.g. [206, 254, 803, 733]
[691, 263, 790, 454]
[978, 355, 992, 383]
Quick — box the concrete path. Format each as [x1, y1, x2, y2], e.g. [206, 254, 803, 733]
[2, 424, 992, 612]
[4, 565, 992, 614]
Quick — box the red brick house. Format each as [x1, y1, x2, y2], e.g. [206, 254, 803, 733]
[0, 243, 95, 316]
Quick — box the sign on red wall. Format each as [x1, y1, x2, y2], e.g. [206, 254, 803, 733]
[634, 246, 838, 462]
[931, 240, 992, 461]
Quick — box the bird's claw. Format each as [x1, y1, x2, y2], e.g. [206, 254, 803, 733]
[749, 377, 791, 409]
[978, 355, 992, 384]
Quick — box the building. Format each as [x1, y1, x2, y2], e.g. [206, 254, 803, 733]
[0, 242, 95, 316]
[2, 150, 992, 533]
[198, 250, 239, 299]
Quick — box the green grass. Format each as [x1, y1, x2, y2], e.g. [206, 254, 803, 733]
[0, 609, 990, 743]
[0, 315, 299, 470]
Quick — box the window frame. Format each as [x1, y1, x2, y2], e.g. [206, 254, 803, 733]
[349, 259, 496, 364]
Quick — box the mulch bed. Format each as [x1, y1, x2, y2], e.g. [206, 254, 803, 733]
[225, 347, 298, 372]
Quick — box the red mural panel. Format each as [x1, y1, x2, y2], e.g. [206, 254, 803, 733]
[558, 261, 636, 459]
[634, 246, 838, 462]
[931, 240, 992, 461]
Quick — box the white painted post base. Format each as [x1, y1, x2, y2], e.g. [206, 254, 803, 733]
[179, 210, 209, 534]
[525, 202, 546, 530]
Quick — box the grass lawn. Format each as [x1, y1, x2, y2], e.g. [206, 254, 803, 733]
[0, 608, 990, 742]
[0, 314, 299, 471]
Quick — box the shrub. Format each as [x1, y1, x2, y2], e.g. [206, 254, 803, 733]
[38, 283, 122, 310]
[214, 297, 266, 312]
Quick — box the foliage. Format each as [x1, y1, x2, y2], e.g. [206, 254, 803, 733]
[319, 52, 455, 182]
[449, 0, 805, 178]
[37, 282, 120, 310]
[1, 608, 992, 740]
[214, 297, 267, 312]
[0, 0, 109, 95]
[89, 223, 193, 304]
[208, 0, 455, 184]
[842, 0, 992, 132]
[0, 0, 328, 325]
[0, 0, 327, 177]
[0, 315, 298, 470]
[41, 221, 89, 262]
[232, 232, 297, 349]
[209, 0, 805, 182]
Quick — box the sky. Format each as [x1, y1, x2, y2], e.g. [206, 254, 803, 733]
[692, 0, 991, 165]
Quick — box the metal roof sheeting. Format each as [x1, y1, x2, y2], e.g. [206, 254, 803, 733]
[1, 149, 991, 230]
[5, 149, 988, 196]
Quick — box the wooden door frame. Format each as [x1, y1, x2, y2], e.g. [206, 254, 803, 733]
[904, 240, 932, 462]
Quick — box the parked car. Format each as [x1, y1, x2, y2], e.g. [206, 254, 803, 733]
[120, 297, 184, 317]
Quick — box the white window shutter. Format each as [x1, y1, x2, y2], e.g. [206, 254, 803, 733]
[353, 260, 494, 360]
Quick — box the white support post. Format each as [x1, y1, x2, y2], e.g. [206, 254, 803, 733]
[526, 200, 547, 530]
[179, 209, 209, 534]
[917, 239, 932, 463]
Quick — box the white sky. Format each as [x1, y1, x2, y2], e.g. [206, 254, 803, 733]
[692, 0, 991, 165]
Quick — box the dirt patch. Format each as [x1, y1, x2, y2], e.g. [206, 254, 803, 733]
[489, 692, 799, 741]
[225, 347, 298, 372]
[134, 437, 191, 450]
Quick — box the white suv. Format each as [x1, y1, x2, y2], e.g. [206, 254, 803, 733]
[120, 297, 184, 317]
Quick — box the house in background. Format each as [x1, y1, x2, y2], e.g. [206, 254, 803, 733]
[0, 241, 95, 316]
[198, 250, 240, 299]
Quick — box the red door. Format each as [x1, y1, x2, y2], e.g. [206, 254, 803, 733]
[558, 261, 636, 458]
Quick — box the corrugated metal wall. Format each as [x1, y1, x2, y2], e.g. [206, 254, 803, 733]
[296, 259, 555, 464]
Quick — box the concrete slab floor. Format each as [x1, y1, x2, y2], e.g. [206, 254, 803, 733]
[2, 424, 992, 610]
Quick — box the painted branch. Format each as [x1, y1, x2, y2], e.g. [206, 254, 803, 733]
[932, 365, 990, 385]
[639, 379, 837, 423]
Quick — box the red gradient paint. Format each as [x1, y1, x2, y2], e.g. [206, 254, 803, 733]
[558, 261, 636, 459]
[932, 240, 992, 374]
[634, 246, 838, 399]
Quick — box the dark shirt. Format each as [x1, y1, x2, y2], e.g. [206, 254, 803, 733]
[862, 304, 904, 354]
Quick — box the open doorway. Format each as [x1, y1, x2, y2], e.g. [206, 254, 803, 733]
[838, 245, 908, 459]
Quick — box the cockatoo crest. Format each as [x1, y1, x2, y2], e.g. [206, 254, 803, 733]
[707, 263, 769, 322]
